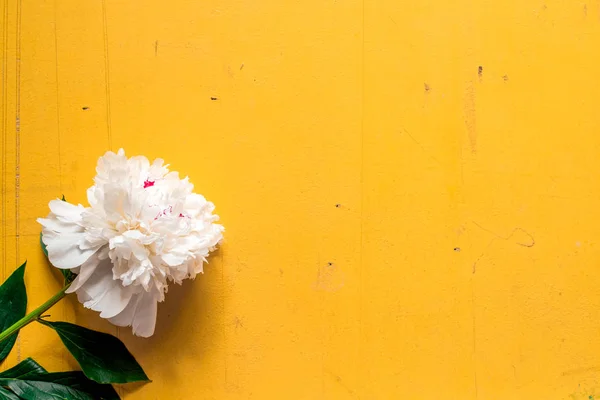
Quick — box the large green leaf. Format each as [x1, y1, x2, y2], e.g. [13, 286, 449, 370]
[0, 358, 46, 379]
[0, 386, 19, 400]
[24, 372, 119, 400]
[38, 320, 149, 384]
[0, 372, 119, 400]
[0, 263, 27, 362]
[2, 379, 95, 400]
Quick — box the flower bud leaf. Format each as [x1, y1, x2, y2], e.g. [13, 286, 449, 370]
[38, 320, 149, 384]
[0, 262, 27, 362]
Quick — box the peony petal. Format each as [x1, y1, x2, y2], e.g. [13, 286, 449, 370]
[37, 216, 82, 234]
[42, 230, 98, 269]
[161, 252, 187, 267]
[97, 286, 134, 319]
[131, 293, 158, 337]
[108, 292, 158, 337]
[66, 255, 104, 293]
[77, 268, 111, 301]
[79, 269, 134, 319]
[108, 294, 140, 328]
[76, 289, 92, 304]
[48, 200, 85, 222]
[86, 187, 98, 207]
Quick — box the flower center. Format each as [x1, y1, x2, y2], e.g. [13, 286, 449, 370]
[115, 218, 151, 236]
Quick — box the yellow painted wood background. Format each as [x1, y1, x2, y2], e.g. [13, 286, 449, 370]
[2, 0, 600, 398]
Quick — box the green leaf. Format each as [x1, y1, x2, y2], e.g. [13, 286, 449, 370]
[2, 379, 95, 400]
[38, 320, 149, 384]
[21, 372, 119, 400]
[0, 263, 27, 362]
[0, 386, 20, 400]
[0, 358, 47, 379]
[0, 372, 119, 400]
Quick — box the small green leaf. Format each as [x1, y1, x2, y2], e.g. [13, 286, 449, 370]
[0, 358, 47, 379]
[38, 320, 149, 384]
[0, 263, 27, 362]
[0, 386, 20, 400]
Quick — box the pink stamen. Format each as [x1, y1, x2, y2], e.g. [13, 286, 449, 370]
[143, 180, 155, 188]
[179, 213, 185, 217]
[154, 205, 173, 220]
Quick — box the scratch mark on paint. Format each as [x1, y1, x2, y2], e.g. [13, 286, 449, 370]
[401, 128, 442, 166]
[424, 83, 431, 92]
[513, 228, 535, 247]
[472, 238, 495, 274]
[502, 74, 509, 82]
[154, 40, 158, 56]
[478, 65, 483, 80]
[325, 370, 357, 397]
[471, 221, 535, 247]
[464, 82, 477, 154]
[471, 222, 535, 273]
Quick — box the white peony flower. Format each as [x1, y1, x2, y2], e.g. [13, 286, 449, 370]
[38, 149, 224, 337]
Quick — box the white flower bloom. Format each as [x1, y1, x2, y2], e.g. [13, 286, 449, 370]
[38, 149, 224, 337]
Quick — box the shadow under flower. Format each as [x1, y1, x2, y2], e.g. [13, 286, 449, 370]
[118, 248, 225, 397]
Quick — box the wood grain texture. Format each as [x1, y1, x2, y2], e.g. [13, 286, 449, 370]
[2, 0, 600, 398]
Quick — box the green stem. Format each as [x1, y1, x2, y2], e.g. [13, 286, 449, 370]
[0, 283, 71, 344]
